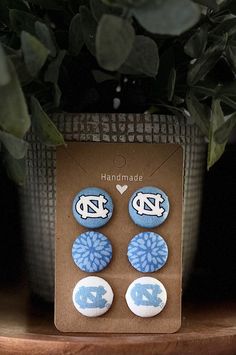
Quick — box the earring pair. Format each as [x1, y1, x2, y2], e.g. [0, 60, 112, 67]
[72, 186, 170, 229]
[72, 275, 167, 318]
[72, 230, 168, 274]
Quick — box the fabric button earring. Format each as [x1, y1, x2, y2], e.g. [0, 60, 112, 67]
[127, 232, 168, 273]
[72, 187, 113, 228]
[72, 231, 113, 273]
[72, 276, 114, 317]
[125, 277, 167, 317]
[128, 186, 170, 228]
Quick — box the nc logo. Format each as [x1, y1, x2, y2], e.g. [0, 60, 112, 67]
[75, 286, 107, 309]
[132, 192, 165, 217]
[76, 195, 109, 219]
[131, 283, 162, 307]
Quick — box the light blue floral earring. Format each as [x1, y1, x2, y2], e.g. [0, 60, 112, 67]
[72, 231, 113, 273]
[127, 232, 168, 273]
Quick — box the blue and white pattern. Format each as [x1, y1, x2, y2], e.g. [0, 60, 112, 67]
[72, 231, 112, 272]
[125, 277, 167, 317]
[72, 187, 113, 229]
[129, 186, 170, 228]
[72, 276, 114, 317]
[127, 232, 168, 273]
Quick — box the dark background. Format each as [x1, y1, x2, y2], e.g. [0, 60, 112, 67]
[185, 143, 236, 301]
[0, 144, 235, 302]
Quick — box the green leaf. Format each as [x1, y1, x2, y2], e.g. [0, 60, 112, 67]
[9, 0, 30, 11]
[220, 95, 236, 110]
[69, 14, 84, 56]
[92, 70, 116, 83]
[27, 0, 66, 10]
[217, 81, 236, 98]
[152, 47, 175, 96]
[101, 0, 147, 7]
[35, 21, 57, 57]
[194, 0, 219, 10]
[90, 0, 122, 21]
[184, 25, 208, 58]
[5, 153, 26, 186]
[21, 31, 49, 77]
[0, 44, 11, 86]
[0, 0, 29, 25]
[96, 14, 135, 71]
[44, 50, 66, 107]
[0, 130, 28, 159]
[53, 83, 62, 108]
[44, 50, 66, 83]
[214, 114, 236, 144]
[1, 44, 18, 56]
[0, 58, 31, 138]
[186, 90, 210, 137]
[207, 99, 227, 169]
[119, 35, 159, 77]
[10, 54, 33, 86]
[167, 68, 176, 101]
[211, 18, 236, 36]
[9, 9, 37, 35]
[147, 105, 159, 114]
[80, 5, 97, 56]
[132, 0, 201, 35]
[91, 0, 108, 21]
[187, 36, 227, 85]
[192, 83, 217, 97]
[226, 44, 236, 72]
[30, 96, 65, 146]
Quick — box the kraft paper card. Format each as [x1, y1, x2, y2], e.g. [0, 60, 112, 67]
[55, 142, 183, 333]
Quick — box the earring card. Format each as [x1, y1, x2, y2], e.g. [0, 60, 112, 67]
[55, 142, 183, 333]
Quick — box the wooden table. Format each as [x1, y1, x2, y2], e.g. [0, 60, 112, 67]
[0, 284, 236, 355]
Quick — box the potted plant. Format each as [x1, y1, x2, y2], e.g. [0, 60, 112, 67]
[0, 0, 236, 302]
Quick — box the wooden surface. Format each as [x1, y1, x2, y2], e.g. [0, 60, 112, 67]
[0, 285, 236, 355]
